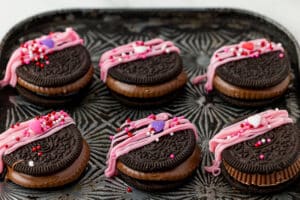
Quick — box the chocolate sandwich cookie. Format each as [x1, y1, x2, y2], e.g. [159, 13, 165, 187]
[0, 28, 93, 107]
[0, 111, 90, 188]
[99, 39, 187, 106]
[205, 109, 300, 194]
[105, 113, 201, 191]
[193, 39, 291, 107]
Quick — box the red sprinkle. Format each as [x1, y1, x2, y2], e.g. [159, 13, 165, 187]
[127, 187, 132, 193]
[38, 152, 43, 156]
[127, 132, 133, 137]
[32, 147, 37, 152]
[126, 118, 131, 123]
[36, 145, 41, 150]
[15, 137, 20, 142]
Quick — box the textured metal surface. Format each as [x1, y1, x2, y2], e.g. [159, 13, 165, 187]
[0, 8, 299, 199]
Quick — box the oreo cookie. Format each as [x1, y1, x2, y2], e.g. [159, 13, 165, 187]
[193, 39, 291, 107]
[99, 39, 187, 106]
[205, 109, 300, 194]
[0, 111, 90, 188]
[0, 28, 93, 107]
[105, 113, 201, 191]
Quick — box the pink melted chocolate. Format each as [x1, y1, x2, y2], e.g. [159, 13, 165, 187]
[192, 38, 285, 92]
[99, 39, 180, 82]
[105, 113, 198, 177]
[0, 28, 83, 88]
[205, 109, 293, 176]
[0, 110, 74, 174]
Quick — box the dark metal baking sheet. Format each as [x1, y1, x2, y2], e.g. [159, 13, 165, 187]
[0, 8, 299, 200]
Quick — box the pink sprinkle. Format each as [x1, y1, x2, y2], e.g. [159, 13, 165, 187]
[267, 138, 271, 143]
[125, 127, 129, 132]
[257, 141, 262, 146]
[259, 154, 265, 160]
[170, 154, 175, 159]
[46, 61, 50, 64]
[279, 53, 284, 58]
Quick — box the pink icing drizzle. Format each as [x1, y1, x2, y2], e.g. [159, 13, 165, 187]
[0, 110, 74, 174]
[99, 39, 180, 82]
[0, 28, 83, 88]
[205, 109, 293, 176]
[192, 38, 284, 92]
[105, 113, 198, 177]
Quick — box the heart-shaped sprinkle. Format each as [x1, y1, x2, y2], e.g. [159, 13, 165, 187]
[41, 38, 54, 48]
[133, 46, 148, 53]
[242, 42, 254, 51]
[150, 120, 165, 133]
[29, 119, 43, 134]
[247, 114, 262, 128]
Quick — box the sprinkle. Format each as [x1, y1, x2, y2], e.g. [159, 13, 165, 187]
[127, 187, 132, 193]
[169, 154, 175, 159]
[127, 132, 133, 137]
[28, 160, 34, 167]
[155, 138, 159, 142]
[170, 132, 174, 136]
[267, 138, 271, 143]
[279, 53, 284, 58]
[38, 152, 43, 156]
[259, 154, 265, 160]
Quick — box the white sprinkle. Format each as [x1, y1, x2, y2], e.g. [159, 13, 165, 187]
[155, 138, 159, 142]
[275, 108, 279, 111]
[261, 138, 266, 144]
[230, 47, 235, 52]
[268, 124, 272, 129]
[146, 132, 151, 136]
[165, 49, 170, 53]
[118, 57, 122, 62]
[170, 132, 174, 136]
[28, 160, 34, 167]
[277, 43, 282, 47]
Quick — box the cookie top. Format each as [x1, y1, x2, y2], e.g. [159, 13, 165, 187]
[99, 39, 182, 84]
[3, 124, 83, 176]
[222, 124, 299, 173]
[105, 113, 198, 177]
[216, 51, 290, 89]
[119, 129, 195, 172]
[16, 45, 91, 87]
[108, 53, 182, 85]
[0, 28, 86, 88]
[192, 38, 288, 92]
[205, 109, 297, 176]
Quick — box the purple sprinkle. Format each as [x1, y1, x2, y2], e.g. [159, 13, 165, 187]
[41, 38, 54, 48]
[150, 120, 165, 133]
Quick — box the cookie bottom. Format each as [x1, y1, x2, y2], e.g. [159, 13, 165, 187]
[5, 140, 90, 189]
[118, 171, 192, 192]
[16, 82, 91, 107]
[110, 89, 183, 107]
[221, 164, 300, 194]
[117, 146, 201, 191]
[218, 92, 282, 107]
